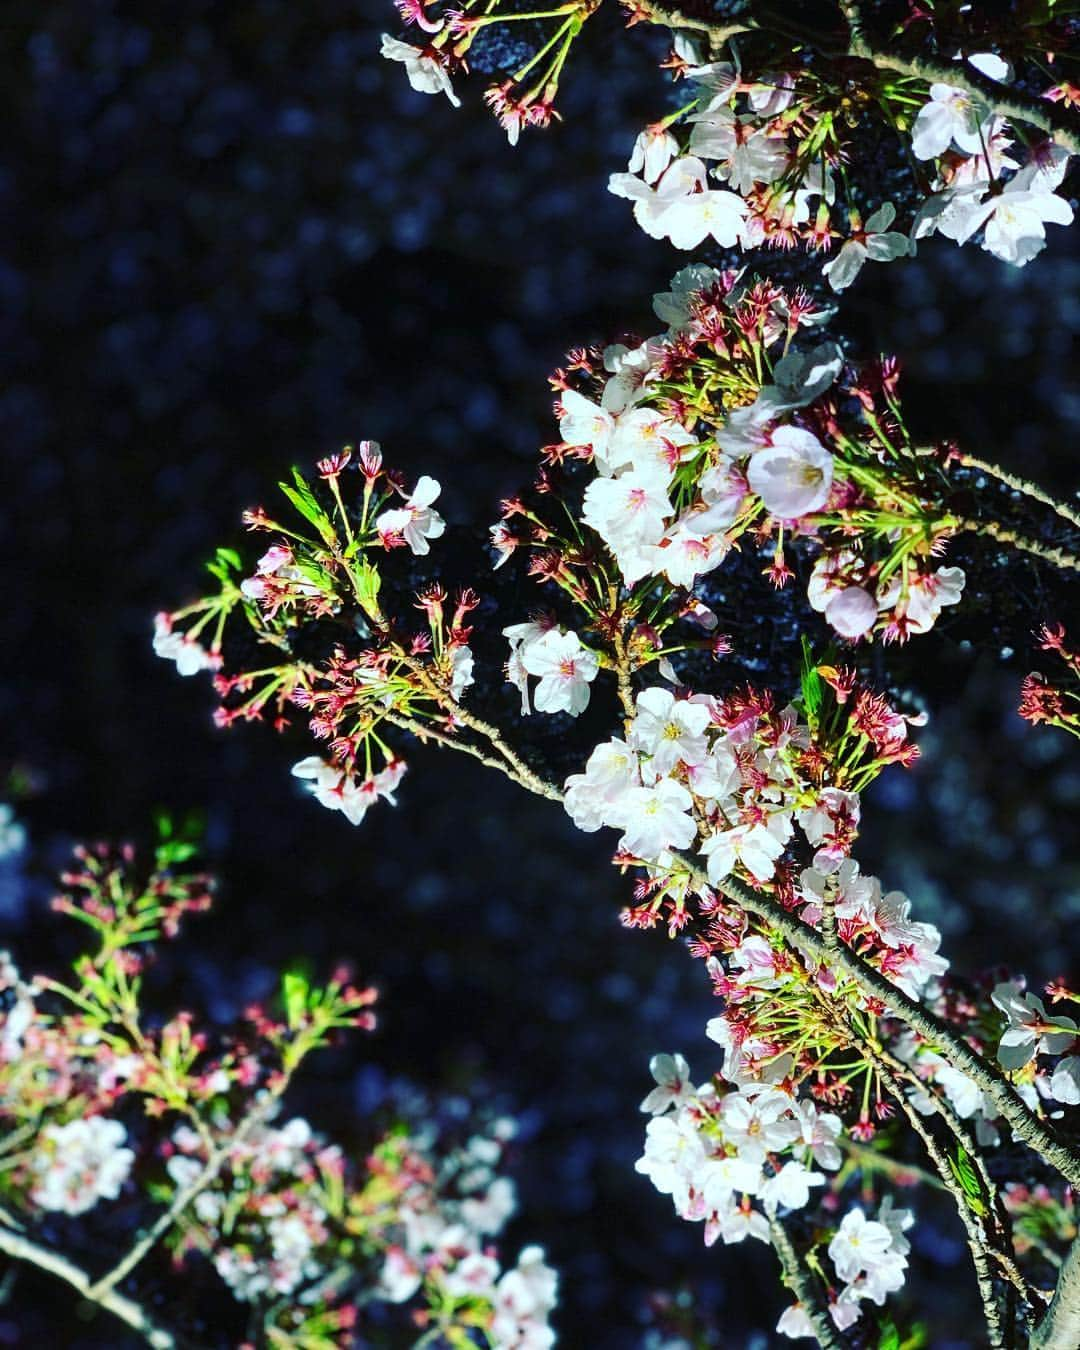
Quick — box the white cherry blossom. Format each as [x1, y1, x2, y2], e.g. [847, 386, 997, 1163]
[379, 35, 460, 106]
[688, 108, 789, 193]
[748, 426, 834, 518]
[618, 779, 697, 860]
[520, 629, 599, 716]
[640, 1053, 696, 1115]
[992, 982, 1078, 1069]
[822, 203, 910, 292]
[628, 125, 680, 183]
[581, 470, 672, 582]
[828, 1207, 895, 1283]
[630, 687, 712, 774]
[31, 1117, 134, 1215]
[376, 475, 446, 555]
[558, 389, 615, 464]
[701, 815, 792, 884]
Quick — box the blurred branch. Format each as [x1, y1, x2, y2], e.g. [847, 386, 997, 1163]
[0, 1226, 175, 1349]
[1034, 1234, 1080, 1350]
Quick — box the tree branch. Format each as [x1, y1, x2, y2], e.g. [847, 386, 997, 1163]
[714, 869, 1080, 1190]
[1033, 1233, 1080, 1350]
[0, 1225, 175, 1349]
[953, 453, 1080, 534]
[952, 517, 1080, 574]
[87, 1095, 277, 1301]
[401, 708, 1080, 1189]
[627, 0, 1080, 155]
[768, 1217, 844, 1349]
[871, 1054, 1008, 1348]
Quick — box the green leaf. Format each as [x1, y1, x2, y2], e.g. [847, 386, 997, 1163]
[282, 970, 311, 1030]
[153, 809, 205, 867]
[279, 468, 337, 546]
[206, 545, 244, 583]
[947, 1145, 989, 1217]
[353, 557, 383, 622]
[877, 1321, 901, 1350]
[799, 634, 824, 722]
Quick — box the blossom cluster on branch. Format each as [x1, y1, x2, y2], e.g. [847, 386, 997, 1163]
[0, 834, 556, 1349]
[382, 1, 1078, 282]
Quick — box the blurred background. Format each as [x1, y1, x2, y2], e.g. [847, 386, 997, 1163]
[1, 2, 1078, 1345]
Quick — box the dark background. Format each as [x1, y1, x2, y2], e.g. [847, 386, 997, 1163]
[1, 3, 1079, 1346]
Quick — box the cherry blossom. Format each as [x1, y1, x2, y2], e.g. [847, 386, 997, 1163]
[630, 687, 711, 774]
[917, 165, 1074, 267]
[30, 1118, 134, 1215]
[609, 157, 747, 249]
[375, 474, 446, 555]
[688, 108, 789, 194]
[821, 203, 910, 293]
[520, 628, 599, 716]
[828, 1206, 897, 1283]
[991, 982, 1078, 1070]
[618, 778, 697, 860]
[153, 613, 218, 677]
[379, 35, 460, 107]
[747, 427, 834, 519]
[563, 737, 640, 833]
[557, 388, 615, 464]
[627, 124, 680, 184]
[640, 1053, 696, 1115]
[581, 470, 672, 581]
[700, 817, 792, 885]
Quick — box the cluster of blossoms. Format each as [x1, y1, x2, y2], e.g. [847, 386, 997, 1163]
[371, 1122, 558, 1347]
[380, 3, 1077, 283]
[148, 355, 1080, 1348]
[28, 1115, 135, 1216]
[153, 442, 487, 830]
[164, 1108, 557, 1347]
[0, 838, 556, 1348]
[145, 18, 1080, 1335]
[494, 263, 980, 650]
[636, 1050, 915, 1336]
[611, 39, 1074, 281]
[561, 671, 934, 968]
[381, 0, 606, 138]
[1019, 621, 1080, 741]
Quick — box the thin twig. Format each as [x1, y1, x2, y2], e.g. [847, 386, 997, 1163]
[768, 1217, 844, 1349]
[954, 454, 1080, 533]
[952, 518, 1080, 573]
[869, 1054, 1008, 1348]
[86, 1096, 276, 1301]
